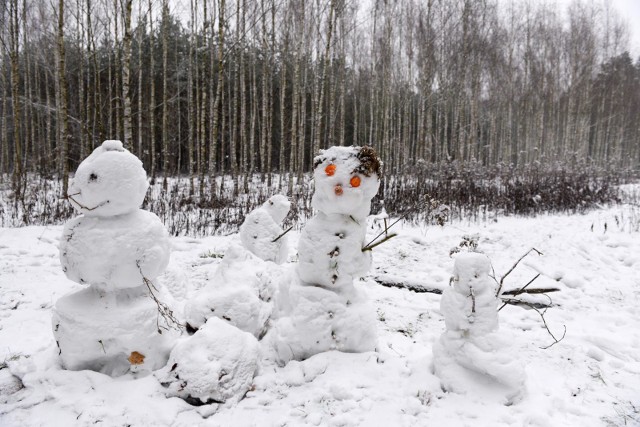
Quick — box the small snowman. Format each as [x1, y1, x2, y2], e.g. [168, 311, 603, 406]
[265, 146, 381, 364]
[239, 194, 291, 264]
[432, 252, 526, 402]
[53, 140, 176, 377]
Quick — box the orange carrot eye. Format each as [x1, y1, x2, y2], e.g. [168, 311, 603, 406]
[325, 164, 336, 176]
[350, 176, 361, 187]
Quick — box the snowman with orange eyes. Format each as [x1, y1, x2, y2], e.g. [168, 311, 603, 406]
[265, 146, 382, 364]
[297, 146, 382, 293]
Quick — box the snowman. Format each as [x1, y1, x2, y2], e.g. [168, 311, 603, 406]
[239, 194, 291, 264]
[432, 252, 526, 402]
[265, 146, 381, 364]
[53, 140, 176, 377]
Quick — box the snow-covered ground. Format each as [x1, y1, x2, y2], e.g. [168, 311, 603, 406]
[1, 204, 639, 426]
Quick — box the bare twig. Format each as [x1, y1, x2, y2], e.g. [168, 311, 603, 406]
[535, 304, 567, 349]
[469, 286, 476, 315]
[272, 226, 294, 243]
[364, 215, 404, 249]
[499, 273, 540, 303]
[362, 233, 397, 252]
[495, 248, 543, 297]
[499, 293, 566, 349]
[65, 193, 110, 212]
[136, 261, 183, 333]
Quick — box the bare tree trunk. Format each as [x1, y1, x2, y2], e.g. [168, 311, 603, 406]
[209, 0, 225, 179]
[9, 0, 23, 191]
[162, 0, 169, 187]
[312, 0, 335, 157]
[121, 0, 133, 149]
[136, 0, 143, 160]
[188, 0, 196, 193]
[56, 0, 70, 194]
[148, 0, 156, 178]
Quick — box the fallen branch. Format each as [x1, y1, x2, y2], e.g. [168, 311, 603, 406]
[498, 298, 553, 310]
[373, 277, 442, 294]
[501, 287, 561, 296]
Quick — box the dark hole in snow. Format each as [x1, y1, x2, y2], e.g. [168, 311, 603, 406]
[184, 395, 223, 406]
[170, 363, 178, 372]
[185, 323, 198, 335]
[222, 315, 232, 321]
[89, 173, 98, 183]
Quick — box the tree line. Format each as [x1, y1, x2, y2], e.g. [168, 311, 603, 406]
[1, 0, 639, 195]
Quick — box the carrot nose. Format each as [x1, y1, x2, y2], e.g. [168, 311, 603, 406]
[334, 185, 343, 196]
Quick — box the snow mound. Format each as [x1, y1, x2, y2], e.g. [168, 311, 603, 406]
[184, 244, 276, 338]
[156, 317, 259, 405]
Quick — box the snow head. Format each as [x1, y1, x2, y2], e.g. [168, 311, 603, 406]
[67, 140, 148, 217]
[263, 195, 291, 223]
[311, 146, 381, 219]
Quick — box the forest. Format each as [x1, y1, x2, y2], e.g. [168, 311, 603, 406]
[1, 0, 639, 231]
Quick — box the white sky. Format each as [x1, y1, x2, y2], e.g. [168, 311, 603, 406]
[556, 0, 640, 57]
[609, 0, 640, 56]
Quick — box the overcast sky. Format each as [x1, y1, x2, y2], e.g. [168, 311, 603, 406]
[557, 0, 640, 57]
[611, 0, 640, 55]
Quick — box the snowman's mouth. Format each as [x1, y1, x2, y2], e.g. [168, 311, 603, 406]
[66, 192, 110, 212]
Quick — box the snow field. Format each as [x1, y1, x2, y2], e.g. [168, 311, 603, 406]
[0, 202, 639, 425]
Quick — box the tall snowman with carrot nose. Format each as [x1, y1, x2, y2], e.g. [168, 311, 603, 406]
[265, 146, 382, 365]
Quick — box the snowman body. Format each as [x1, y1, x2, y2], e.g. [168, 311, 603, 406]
[53, 140, 175, 376]
[239, 195, 291, 264]
[267, 146, 381, 364]
[433, 253, 525, 402]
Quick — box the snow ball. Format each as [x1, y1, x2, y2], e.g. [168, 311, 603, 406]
[67, 140, 148, 217]
[266, 285, 377, 365]
[263, 194, 291, 224]
[156, 317, 259, 405]
[60, 210, 170, 289]
[312, 146, 381, 219]
[52, 285, 176, 376]
[297, 211, 371, 290]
